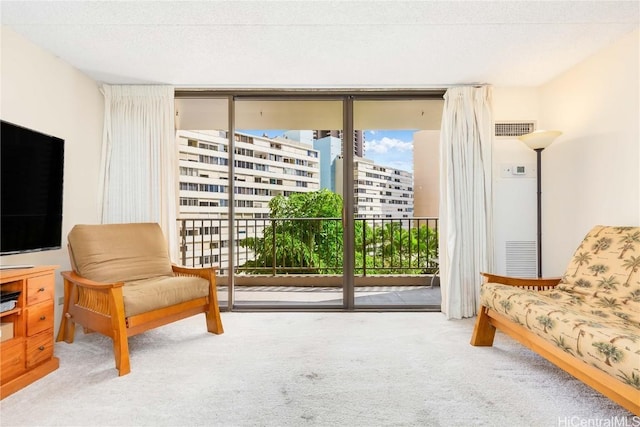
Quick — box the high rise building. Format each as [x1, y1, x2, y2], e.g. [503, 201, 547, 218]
[313, 136, 342, 192]
[335, 156, 413, 218]
[176, 129, 320, 268]
[314, 130, 365, 157]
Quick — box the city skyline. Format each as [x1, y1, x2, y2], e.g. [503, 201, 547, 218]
[242, 129, 416, 172]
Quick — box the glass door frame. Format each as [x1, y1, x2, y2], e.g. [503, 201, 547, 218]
[175, 89, 445, 311]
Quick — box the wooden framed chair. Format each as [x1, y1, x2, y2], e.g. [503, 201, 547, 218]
[56, 223, 223, 376]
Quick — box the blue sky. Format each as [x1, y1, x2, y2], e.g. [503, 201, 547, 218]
[363, 130, 415, 172]
[241, 129, 416, 173]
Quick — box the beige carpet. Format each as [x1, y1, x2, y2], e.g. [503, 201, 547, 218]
[0, 312, 634, 426]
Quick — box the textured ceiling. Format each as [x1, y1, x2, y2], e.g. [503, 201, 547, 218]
[1, 1, 638, 88]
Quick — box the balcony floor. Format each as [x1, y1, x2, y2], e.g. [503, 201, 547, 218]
[218, 285, 441, 308]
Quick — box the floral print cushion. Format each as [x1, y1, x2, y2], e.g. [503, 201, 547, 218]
[479, 225, 640, 391]
[480, 283, 640, 390]
[558, 225, 640, 326]
[558, 226, 640, 310]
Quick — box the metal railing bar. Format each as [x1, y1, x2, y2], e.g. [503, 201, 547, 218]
[177, 216, 438, 275]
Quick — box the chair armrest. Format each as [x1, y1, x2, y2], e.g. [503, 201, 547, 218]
[480, 272, 561, 289]
[61, 271, 124, 289]
[171, 265, 217, 281]
[60, 271, 125, 320]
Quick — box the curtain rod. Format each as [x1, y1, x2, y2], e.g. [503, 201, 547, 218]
[174, 88, 446, 100]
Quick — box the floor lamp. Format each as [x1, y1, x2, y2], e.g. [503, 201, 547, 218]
[518, 130, 562, 278]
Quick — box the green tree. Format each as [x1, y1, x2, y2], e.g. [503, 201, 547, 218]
[362, 221, 437, 274]
[240, 189, 343, 274]
[239, 189, 438, 275]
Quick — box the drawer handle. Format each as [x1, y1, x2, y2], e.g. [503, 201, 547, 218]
[38, 287, 45, 292]
[39, 315, 46, 321]
[38, 346, 45, 351]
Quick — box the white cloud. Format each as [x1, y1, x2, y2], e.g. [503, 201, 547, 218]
[365, 137, 413, 154]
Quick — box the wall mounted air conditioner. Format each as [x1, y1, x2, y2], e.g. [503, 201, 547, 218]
[495, 121, 536, 138]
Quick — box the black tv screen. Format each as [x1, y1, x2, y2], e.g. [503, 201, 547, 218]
[1, 121, 65, 255]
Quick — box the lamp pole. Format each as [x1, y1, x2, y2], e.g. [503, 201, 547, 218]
[518, 130, 561, 279]
[535, 148, 543, 278]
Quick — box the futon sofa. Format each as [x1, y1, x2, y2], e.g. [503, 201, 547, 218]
[57, 223, 223, 376]
[471, 225, 640, 415]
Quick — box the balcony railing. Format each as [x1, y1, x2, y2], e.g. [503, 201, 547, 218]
[178, 217, 438, 276]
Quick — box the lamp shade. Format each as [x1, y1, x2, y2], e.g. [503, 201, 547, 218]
[518, 130, 562, 150]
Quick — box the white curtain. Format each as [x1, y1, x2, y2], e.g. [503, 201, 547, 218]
[100, 85, 178, 261]
[439, 86, 495, 319]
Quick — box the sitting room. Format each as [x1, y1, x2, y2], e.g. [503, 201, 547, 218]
[0, 1, 638, 425]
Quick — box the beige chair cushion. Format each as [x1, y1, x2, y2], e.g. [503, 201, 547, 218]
[68, 223, 174, 283]
[122, 275, 210, 317]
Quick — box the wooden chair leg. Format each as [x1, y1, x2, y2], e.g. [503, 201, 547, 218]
[471, 306, 496, 346]
[108, 287, 131, 376]
[56, 279, 76, 343]
[112, 328, 130, 376]
[205, 293, 224, 335]
[205, 310, 223, 335]
[205, 275, 224, 335]
[56, 313, 76, 344]
[109, 312, 130, 376]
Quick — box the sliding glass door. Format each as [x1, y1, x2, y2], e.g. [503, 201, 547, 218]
[174, 91, 443, 311]
[174, 97, 231, 308]
[351, 99, 442, 309]
[232, 98, 345, 308]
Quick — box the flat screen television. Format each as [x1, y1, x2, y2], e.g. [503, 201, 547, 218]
[1, 120, 65, 255]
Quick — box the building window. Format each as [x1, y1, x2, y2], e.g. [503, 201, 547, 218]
[180, 198, 198, 206]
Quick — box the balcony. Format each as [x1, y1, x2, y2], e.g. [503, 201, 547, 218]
[178, 217, 440, 309]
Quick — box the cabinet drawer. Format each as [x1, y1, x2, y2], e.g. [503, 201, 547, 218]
[27, 275, 54, 306]
[26, 331, 53, 368]
[26, 301, 54, 337]
[1, 338, 26, 382]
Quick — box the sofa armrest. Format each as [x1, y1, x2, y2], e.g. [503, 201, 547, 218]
[480, 272, 561, 290]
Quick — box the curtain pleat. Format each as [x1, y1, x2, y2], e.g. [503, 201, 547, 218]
[439, 86, 494, 319]
[99, 85, 178, 262]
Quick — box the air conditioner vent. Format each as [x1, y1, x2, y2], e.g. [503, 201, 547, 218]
[495, 122, 536, 137]
[506, 240, 537, 278]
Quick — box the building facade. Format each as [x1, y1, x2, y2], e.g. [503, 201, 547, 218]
[312, 135, 342, 192]
[314, 129, 365, 157]
[176, 129, 320, 269]
[335, 155, 414, 218]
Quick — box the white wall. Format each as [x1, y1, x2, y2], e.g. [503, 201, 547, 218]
[1, 27, 104, 319]
[491, 87, 540, 275]
[491, 30, 640, 277]
[539, 28, 640, 276]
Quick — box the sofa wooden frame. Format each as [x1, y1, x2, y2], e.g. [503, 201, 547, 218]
[471, 273, 640, 416]
[56, 265, 223, 376]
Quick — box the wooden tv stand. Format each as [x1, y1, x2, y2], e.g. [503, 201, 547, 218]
[1, 265, 59, 399]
